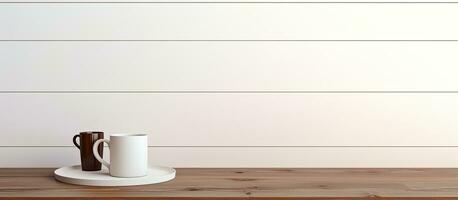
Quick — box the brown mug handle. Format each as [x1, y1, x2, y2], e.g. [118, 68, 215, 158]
[73, 135, 80, 149]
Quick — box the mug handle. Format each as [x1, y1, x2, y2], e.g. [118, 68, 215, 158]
[72, 135, 80, 149]
[93, 139, 110, 168]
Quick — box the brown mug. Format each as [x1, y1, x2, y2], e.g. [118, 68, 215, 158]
[73, 131, 104, 171]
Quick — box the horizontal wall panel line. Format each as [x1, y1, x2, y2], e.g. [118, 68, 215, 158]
[3, 40, 458, 42]
[3, 91, 458, 93]
[3, 1, 458, 3]
[2, 145, 458, 147]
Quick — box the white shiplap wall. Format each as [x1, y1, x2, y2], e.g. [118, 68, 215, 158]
[1, 1, 458, 167]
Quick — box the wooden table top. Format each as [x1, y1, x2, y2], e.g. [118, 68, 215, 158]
[2, 168, 458, 199]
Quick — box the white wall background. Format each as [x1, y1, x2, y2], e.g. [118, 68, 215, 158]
[1, 1, 458, 167]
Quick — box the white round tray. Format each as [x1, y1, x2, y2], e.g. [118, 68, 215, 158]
[54, 165, 176, 186]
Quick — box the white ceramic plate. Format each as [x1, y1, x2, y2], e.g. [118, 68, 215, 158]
[54, 165, 175, 186]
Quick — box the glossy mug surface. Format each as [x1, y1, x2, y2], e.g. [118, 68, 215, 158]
[93, 134, 148, 177]
[73, 131, 104, 171]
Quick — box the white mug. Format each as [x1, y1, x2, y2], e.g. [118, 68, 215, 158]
[93, 134, 148, 177]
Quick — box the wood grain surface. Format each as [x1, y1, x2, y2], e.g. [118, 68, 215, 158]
[2, 168, 458, 199]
